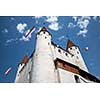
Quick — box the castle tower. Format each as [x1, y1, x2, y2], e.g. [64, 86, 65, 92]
[67, 39, 88, 72]
[15, 55, 29, 82]
[30, 27, 57, 82]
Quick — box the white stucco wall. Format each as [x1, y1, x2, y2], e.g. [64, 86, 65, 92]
[30, 31, 57, 82]
[58, 68, 76, 83]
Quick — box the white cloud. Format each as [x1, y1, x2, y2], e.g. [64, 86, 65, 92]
[80, 16, 91, 20]
[77, 19, 89, 29]
[69, 16, 90, 30]
[16, 23, 27, 33]
[19, 36, 30, 41]
[76, 17, 90, 37]
[46, 16, 61, 31]
[34, 16, 43, 19]
[2, 28, 8, 33]
[58, 36, 65, 40]
[6, 39, 14, 43]
[11, 17, 15, 21]
[6, 38, 18, 44]
[4, 28, 8, 33]
[77, 29, 88, 37]
[33, 16, 43, 24]
[68, 22, 76, 28]
[46, 16, 58, 23]
[93, 16, 97, 20]
[69, 16, 90, 37]
[48, 23, 60, 31]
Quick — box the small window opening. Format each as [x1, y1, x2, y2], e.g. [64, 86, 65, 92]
[74, 75, 80, 83]
[76, 56, 79, 59]
[70, 47, 72, 50]
[58, 49, 61, 53]
[45, 36, 47, 39]
[65, 53, 68, 56]
[77, 51, 79, 54]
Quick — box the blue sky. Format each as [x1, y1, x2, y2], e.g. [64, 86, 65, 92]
[0, 16, 100, 82]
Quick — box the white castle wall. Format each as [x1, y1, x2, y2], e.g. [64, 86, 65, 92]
[57, 68, 92, 83]
[58, 68, 76, 83]
[30, 31, 57, 82]
[51, 45, 75, 65]
[51, 44, 88, 72]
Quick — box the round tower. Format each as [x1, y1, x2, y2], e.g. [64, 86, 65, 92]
[30, 27, 57, 82]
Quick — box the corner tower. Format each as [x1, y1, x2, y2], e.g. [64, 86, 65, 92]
[30, 27, 57, 82]
[15, 55, 29, 82]
[67, 39, 88, 72]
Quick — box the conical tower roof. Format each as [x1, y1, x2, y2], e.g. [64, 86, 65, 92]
[20, 55, 28, 64]
[41, 27, 48, 32]
[66, 39, 76, 49]
[38, 26, 52, 36]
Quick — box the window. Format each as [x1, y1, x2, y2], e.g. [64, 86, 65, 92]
[76, 56, 79, 59]
[77, 51, 79, 54]
[75, 47, 77, 49]
[70, 47, 72, 50]
[74, 75, 80, 83]
[43, 32, 45, 34]
[45, 36, 47, 39]
[65, 53, 68, 56]
[58, 49, 61, 53]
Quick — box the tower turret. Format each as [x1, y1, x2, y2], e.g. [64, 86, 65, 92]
[30, 27, 57, 82]
[67, 39, 88, 72]
[15, 55, 28, 82]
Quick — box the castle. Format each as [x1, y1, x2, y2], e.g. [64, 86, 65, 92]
[15, 27, 100, 83]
